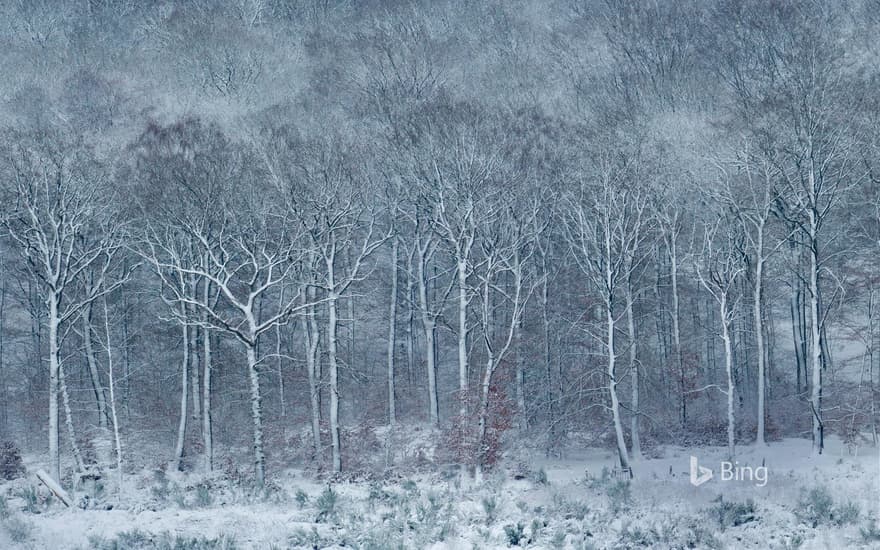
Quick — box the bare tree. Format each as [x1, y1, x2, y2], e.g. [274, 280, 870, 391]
[695, 219, 745, 459]
[293, 142, 388, 473]
[1, 132, 127, 484]
[563, 152, 648, 476]
[712, 151, 792, 446]
[473, 198, 537, 481]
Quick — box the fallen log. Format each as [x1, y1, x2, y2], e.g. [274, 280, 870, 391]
[35, 469, 73, 507]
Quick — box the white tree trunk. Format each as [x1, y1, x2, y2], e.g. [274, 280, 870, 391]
[103, 299, 124, 495]
[808, 214, 823, 455]
[387, 237, 398, 427]
[515, 313, 525, 428]
[48, 293, 61, 483]
[305, 286, 322, 463]
[82, 306, 107, 429]
[202, 282, 213, 472]
[406, 273, 415, 387]
[172, 319, 188, 471]
[475, 353, 493, 484]
[58, 363, 85, 474]
[754, 252, 767, 447]
[327, 290, 341, 473]
[190, 325, 200, 424]
[721, 293, 736, 459]
[626, 281, 641, 460]
[669, 238, 684, 427]
[246, 344, 266, 485]
[457, 259, 469, 419]
[417, 251, 439, 425]
[607, 300, 631, 474]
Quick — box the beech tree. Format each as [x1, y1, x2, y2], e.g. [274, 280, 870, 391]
[1, 130, 127, 484]
[695, 218, 745, 459]
[563, 147, 648, 476]
[291, 140, 388, 473]
[134, 120, 316, 485]
[473, 196, 538, 480]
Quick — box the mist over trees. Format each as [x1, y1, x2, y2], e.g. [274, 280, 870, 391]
[0, 0, 878, 487]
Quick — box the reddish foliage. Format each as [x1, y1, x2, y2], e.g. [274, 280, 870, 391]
[441, 366, 516, 472]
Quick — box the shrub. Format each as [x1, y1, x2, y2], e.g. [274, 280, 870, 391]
[0, 441, 24, 480]
[861, 518, 880, 543]
[615, 522, 660, 548]
[504, 522, 526, 546]
[710, 498, 757, 530]
[549, 530, 567, 548]
[439, 382, 515, 471]
[0, 495, 9, 520]
[289, 527, 325, 549]
[195, 483, 213, 508]
[315, 486, 337, 522]
[294, 488, 308, 509]
[482, 495, 498, 525]
[832, 500, 860, 526]
[3, 516, 32, 543]
[88, 529, 237, 549]
[683, 523, 721, 549]
[530, 518, 544, 542]
[586, 466, 612, 489]
[606, 481, 632, 513]
[795, 486, 834, 527]
[781, 533, 805, 550]
[151, 469, 171, 502]
[17, 486, 39, 514]
[532, 468, 548, 485]
[794, 486, 859, 527]
[551, 494, 589, 521]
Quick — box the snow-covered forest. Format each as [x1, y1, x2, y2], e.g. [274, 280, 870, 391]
[0, 1, 878, 548]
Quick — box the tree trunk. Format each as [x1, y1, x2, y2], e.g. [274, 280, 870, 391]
[457, 259, 469, 419]
[122, 292, 131, 420]
[305, 286, 322, 464]
[82, 306, 108, 429]
[607, 299, 631, 474]
[669, 238, 685, 428]
[418, 250, 439, 425]
[172, 318, 188, 472]
[48, 292, 61, 484]
[0, 281, 5, 436]
[202, 281, 213, 472]
[754, 251, 767, 446]
[190, 324, 201, 424]
[721, 294, 736, 459]
[542, 267, 555, 455]
[790, 276, 804, 394]
[406, 252, 416, 387]
[387, 237, 398, 427]
[475, 353, 493, 483]
[515, 312, 526, 428]
[36, 469, 73, 507]
[626, 280, 641, 460]
[58, 363, 85, 474]
[808, 214, 823, 455]
[246, 343, 266, 485]
[103, 298, 124, 494]
[327, 290, 342, 473]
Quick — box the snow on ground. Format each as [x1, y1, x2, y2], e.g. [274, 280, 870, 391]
[1, 436, 878, 549]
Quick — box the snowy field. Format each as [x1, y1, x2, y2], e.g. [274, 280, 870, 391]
[1, 436, 877, 549]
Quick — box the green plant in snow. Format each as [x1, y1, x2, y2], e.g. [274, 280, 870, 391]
[294, 488, 308, 509]
[315, 485, 337, 522]
[3, 516, 32, 543]
[482, 495, 498, 525]
[504, 522, 526, 546]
